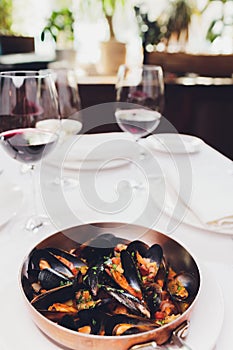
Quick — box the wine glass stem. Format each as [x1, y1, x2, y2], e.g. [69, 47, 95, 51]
[135, 137, 146, 161]
[25, 165, 43, 231]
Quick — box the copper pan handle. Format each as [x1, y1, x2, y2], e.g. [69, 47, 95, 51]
[129, 321, 192, 350]
[167, 321, 192, 350]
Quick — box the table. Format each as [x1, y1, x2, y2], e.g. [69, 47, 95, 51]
[0, 134, 232, 350]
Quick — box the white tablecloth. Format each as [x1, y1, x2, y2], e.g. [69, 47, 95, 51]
[0, 134, 232, 350]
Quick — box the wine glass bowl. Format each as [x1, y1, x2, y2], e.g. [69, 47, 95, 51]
[116, 64, 164, 113]
[37, 68, 82, 143]
[115, 64, 164, 189]
[115, 108, 161, 140]
[37, 68, 83, 189]
[115, 65, 164, 141]
[0, 70, 60, 231]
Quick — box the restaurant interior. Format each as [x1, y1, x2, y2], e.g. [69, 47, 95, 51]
[0, 1, 232, 350]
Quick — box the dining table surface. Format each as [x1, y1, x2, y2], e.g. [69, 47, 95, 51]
[0, 131, 232, 350]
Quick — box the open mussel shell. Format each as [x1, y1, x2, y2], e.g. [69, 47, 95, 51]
[127, 240, 149, 257]
[28, 248, 74, 281]
[120, 250, 143, 300]
[101, 286, 150, 318]
[31, 281, 77, 310]
[46, 247, 87, 270]
[167, 272, 199, 302]
[40, 310, 78, 323]
[146, 244, 163, 267]
[84, 261, 119, 296]
[127, 240, 163, 276]
[143, 283, 162, 315]
[105, 314, 158, 336]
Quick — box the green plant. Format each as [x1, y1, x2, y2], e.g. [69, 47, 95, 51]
[135, 0, 195, 52]
[41, 8, 75, 48]
[101, 0, 125, 38]
[0, 0, 13, 35]
[205, 0, 233, 43]
[134, 5, 162, 50]
[163, 0, 194, 44]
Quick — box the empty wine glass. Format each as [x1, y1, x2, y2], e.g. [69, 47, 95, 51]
[37, 68, 82, 188]
[0, 70, 60, 231]
[115, 64, 164, 188]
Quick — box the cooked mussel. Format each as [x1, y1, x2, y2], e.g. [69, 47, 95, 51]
[105, 314, 158, 336]
[28, 249, 74, 281]
[120, 249, 142, 300]
[127, 240, 163, 281]
[127, 240, 149, 257]
[84, 260, 119, 296]
[46, 247, 87, 275]
[31, 279, 77, 310]
[101, 286, 150, 318]
[167, 272, 198, 302]
[59, 308, 106, 335]
[143, 283, 162, 316]
[38, 267, 72, 290]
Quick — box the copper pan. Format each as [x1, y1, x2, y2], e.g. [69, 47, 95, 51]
[20, 222, 201, 350]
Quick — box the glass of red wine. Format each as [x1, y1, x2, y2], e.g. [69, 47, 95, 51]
[0, 70, 60, 231]
[115, 64, 164, 189]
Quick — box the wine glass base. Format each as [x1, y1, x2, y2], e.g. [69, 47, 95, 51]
[25, 215, 50, 232]
[51, 177, 79, 190]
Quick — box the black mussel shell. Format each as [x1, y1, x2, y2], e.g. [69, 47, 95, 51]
[46, 247, 87, 270]
[83, 262, 104, 296]
[167, 272, 198, 302]
[143, 283, 162, 316]
[77, 234, 128, 264]
[127, 241, 163, 273]
[146, 244, 163, 267]
[59, 314, 77, 331]
[31, 282, 77, 310]
[101, 286, 150, 318]
[120, 250, 142, 299]
[28, 249, 74, 279]
[40, 310, 77, 323]
[22, 276, 34, 301]
[75, 308, 106, 335]
[127, 240, 149, 257]
[105, 313, 157, 336]
[38, 267, 71, 290]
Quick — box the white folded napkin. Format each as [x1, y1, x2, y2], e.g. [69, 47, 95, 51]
[164, 160, 233, 231]
[145, 135, 233, 231]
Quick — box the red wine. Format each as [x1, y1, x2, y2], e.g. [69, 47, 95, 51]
[115, 109, 161, 137]
[0, 128, 58, 164]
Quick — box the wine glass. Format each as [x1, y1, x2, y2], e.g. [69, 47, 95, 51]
[115, 64, 164, 188]
[0, 70, 60, 231]
[37, 68, 82, 188]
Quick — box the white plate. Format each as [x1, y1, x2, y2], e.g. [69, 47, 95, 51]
[183, 263, 224, 350]
[46, 133, 136, 171]
[60, 158, 130, 171]
[0, 181, 23, 227]
[147, 134, 203, 154]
